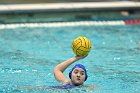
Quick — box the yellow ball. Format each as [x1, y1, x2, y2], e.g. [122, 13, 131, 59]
[72, 36, 92, 56]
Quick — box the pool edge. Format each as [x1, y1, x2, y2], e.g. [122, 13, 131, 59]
[0, 1, 140, 14]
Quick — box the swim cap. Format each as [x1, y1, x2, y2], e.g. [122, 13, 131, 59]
[69, 64, 88, 81]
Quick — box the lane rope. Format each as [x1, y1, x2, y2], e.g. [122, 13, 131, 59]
[0, 20, 139, 29]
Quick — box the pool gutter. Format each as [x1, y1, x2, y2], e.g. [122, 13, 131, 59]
[0, 1, 140, 14]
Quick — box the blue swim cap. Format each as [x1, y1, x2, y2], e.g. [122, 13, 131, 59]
[69, 64, 88, 81]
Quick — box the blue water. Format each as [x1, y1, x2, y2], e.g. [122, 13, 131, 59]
[0, 25, 140, 93]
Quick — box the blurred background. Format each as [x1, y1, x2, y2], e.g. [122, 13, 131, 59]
[0, 0, 139, 4]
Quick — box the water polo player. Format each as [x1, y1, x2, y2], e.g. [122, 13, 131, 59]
[54, 56, 88, 87]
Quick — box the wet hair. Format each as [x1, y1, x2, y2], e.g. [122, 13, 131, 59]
[69, 64, 88, 81]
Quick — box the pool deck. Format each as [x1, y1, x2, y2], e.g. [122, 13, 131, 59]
[0, 1, 140, 14]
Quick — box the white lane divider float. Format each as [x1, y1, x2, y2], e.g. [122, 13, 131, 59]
[0, 20, 126, 29]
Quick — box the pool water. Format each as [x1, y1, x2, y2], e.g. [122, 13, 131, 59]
[0, 25, 140, 93]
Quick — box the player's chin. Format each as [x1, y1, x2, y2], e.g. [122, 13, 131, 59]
[75, 81, 83, 86]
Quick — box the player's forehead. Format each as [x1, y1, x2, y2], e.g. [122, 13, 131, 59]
[73, 68, 85, 72]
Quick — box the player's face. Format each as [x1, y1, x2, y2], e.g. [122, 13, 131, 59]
[71, 68, 86, 86]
